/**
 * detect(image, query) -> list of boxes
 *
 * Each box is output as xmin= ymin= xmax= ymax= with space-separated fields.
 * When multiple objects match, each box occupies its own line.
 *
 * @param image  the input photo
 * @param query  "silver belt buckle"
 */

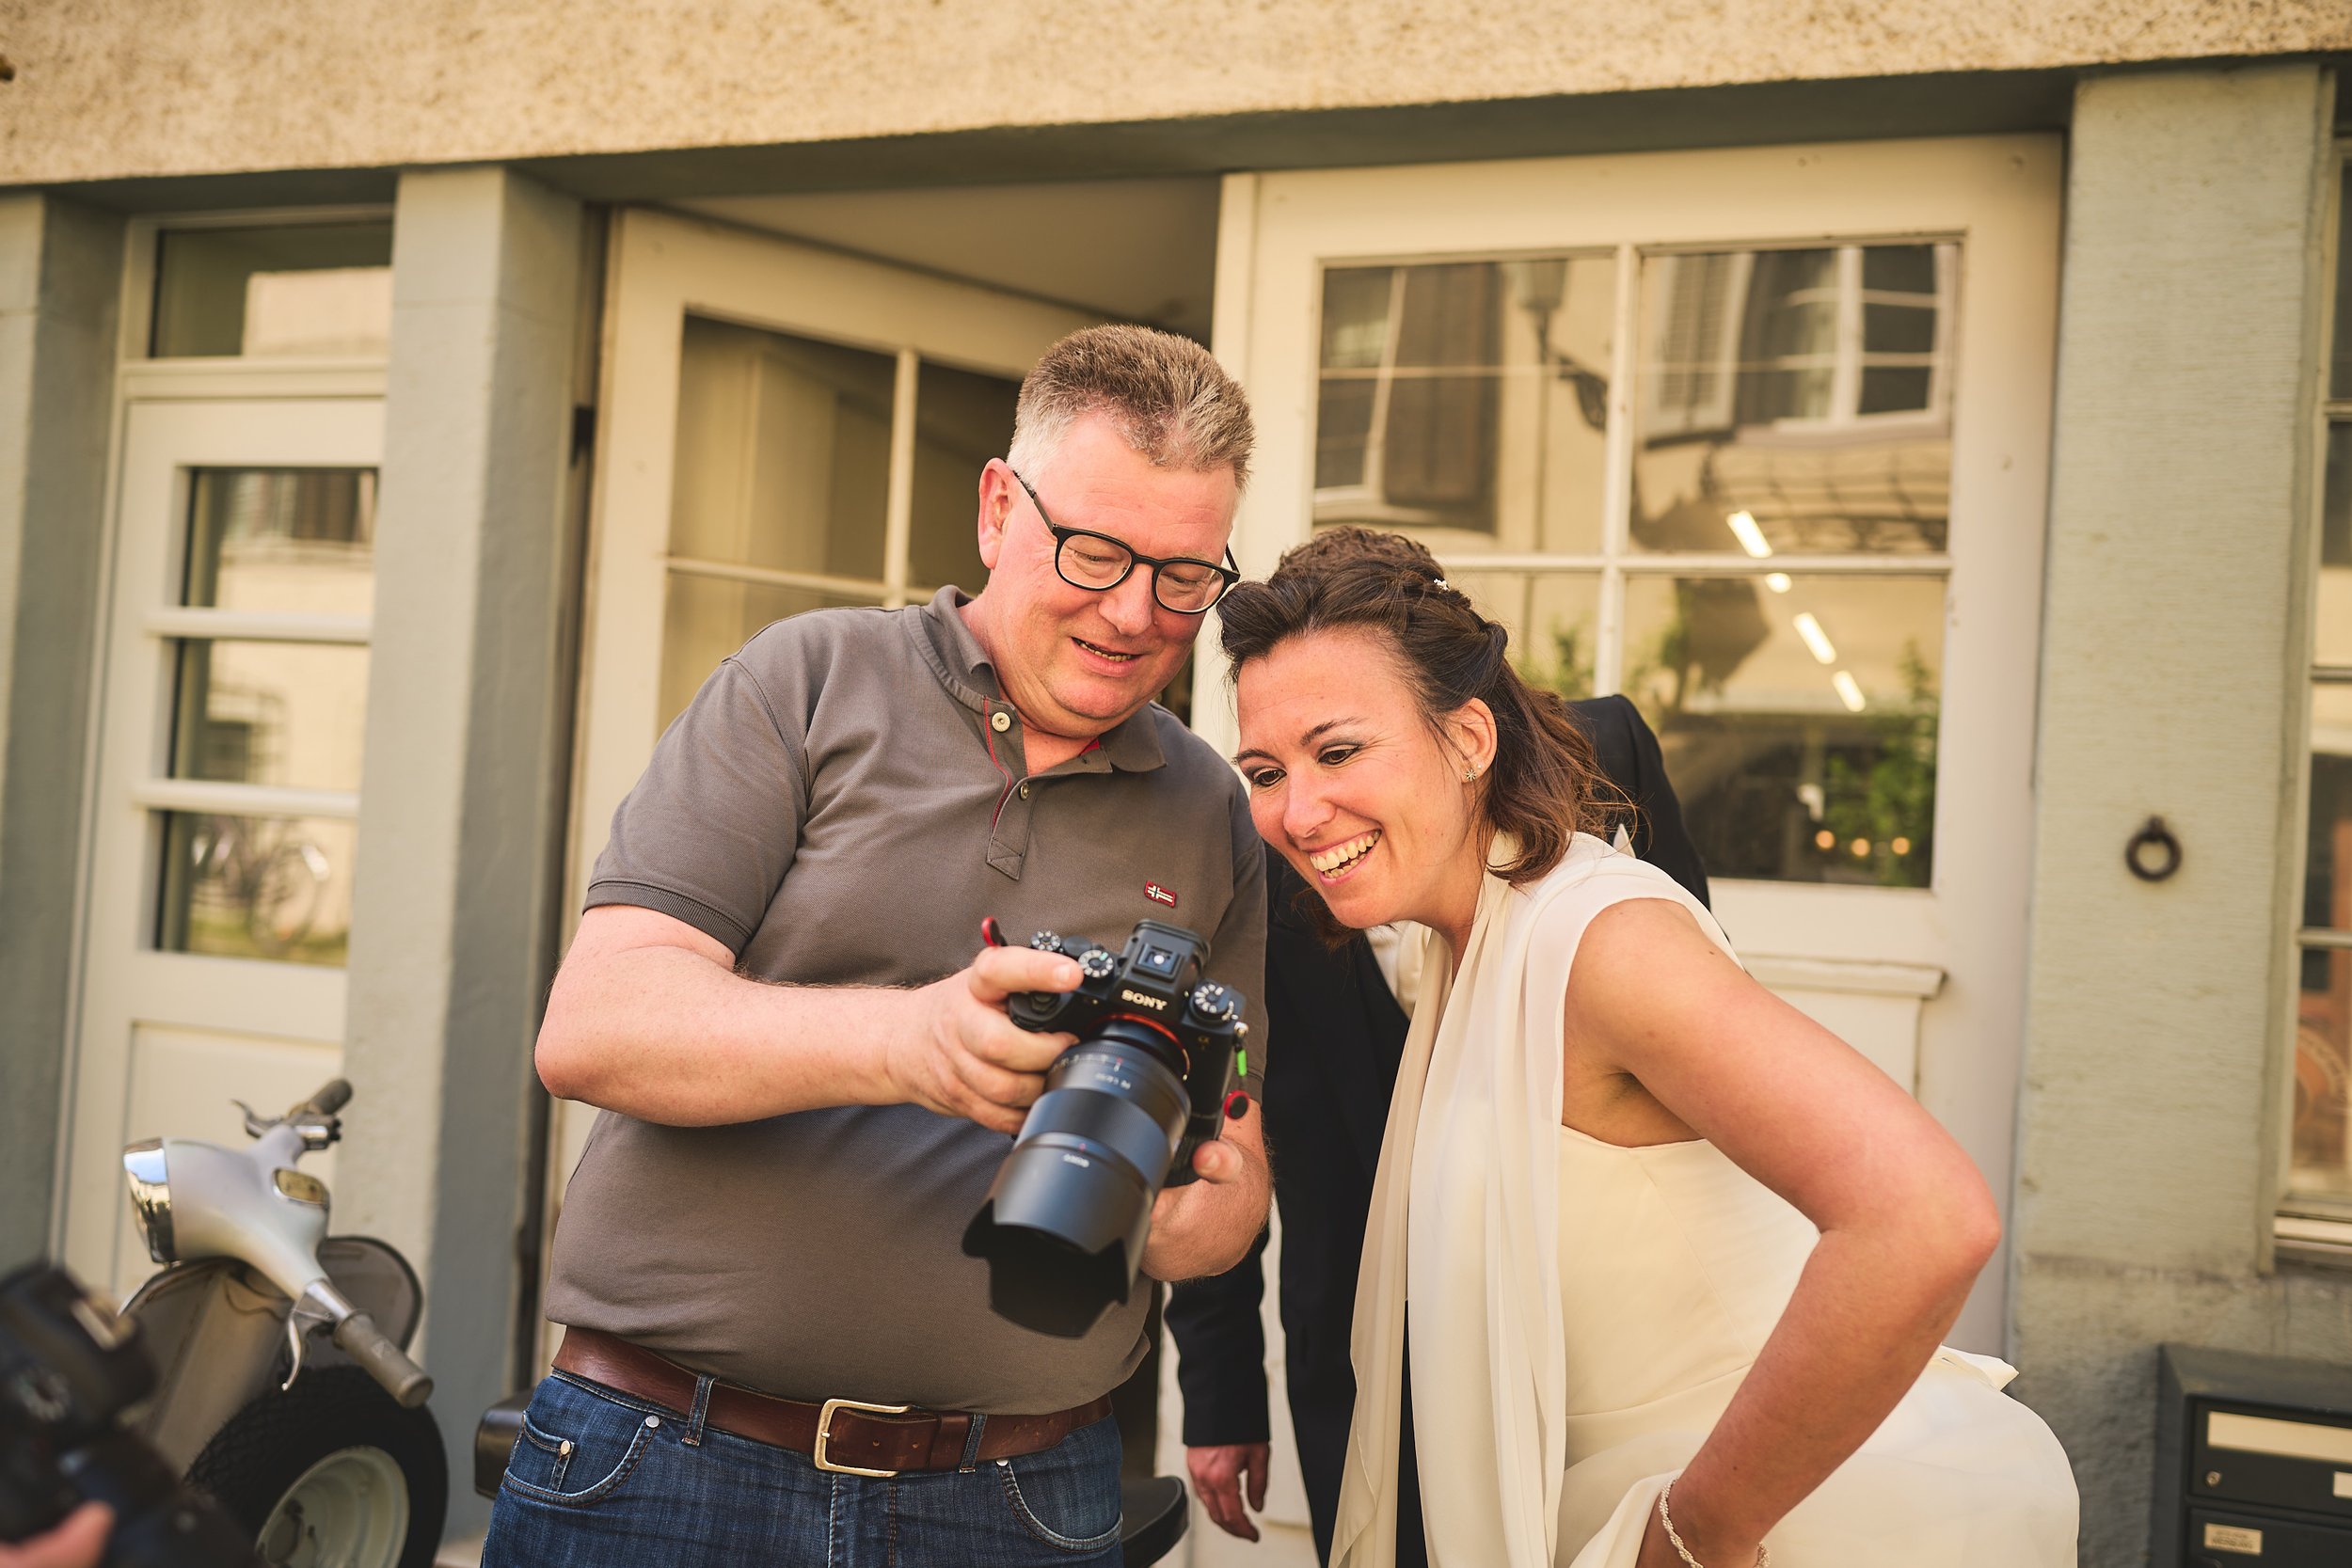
xmin=813 ymin=1396 xmax=915 ymax=1477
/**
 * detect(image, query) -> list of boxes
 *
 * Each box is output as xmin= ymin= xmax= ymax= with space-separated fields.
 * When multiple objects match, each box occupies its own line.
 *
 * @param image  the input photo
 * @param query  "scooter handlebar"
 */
xmin=334 ymin=1309 xmax=434 ymax=1408
xmin=292 ymin=1078 xmax=353 ymax=1119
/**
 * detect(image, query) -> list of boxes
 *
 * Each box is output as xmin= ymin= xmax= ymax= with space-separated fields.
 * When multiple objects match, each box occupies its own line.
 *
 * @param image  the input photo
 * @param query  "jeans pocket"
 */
xmin=500 ymin=1377 xmax=664 ymax=1509
xmin=994 ymin=1417 xmax=1122 ymax=1553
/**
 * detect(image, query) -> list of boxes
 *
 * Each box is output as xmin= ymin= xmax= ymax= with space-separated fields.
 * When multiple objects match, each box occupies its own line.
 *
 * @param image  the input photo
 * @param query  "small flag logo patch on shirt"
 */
xmin=1145 ymin=882 xmax=1177 ymax=908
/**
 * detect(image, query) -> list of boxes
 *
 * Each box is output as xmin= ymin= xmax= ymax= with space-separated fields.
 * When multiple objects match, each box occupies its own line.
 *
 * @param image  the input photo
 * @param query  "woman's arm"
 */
xmin=1561 ymin=898 xmax=2001 ymax=1568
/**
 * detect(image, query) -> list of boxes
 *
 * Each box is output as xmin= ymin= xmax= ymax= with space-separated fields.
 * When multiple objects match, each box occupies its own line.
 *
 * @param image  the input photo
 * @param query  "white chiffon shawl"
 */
xmin=1328 ymin=836 xmax=1730 ymax=1568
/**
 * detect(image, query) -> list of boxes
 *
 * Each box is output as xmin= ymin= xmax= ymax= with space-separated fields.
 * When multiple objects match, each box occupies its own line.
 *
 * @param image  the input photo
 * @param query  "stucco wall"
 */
xmin=2011 ymin=63 xmax=2348 ymax=1567
xmin=2 ymin=1 xmax=2348 ymax=187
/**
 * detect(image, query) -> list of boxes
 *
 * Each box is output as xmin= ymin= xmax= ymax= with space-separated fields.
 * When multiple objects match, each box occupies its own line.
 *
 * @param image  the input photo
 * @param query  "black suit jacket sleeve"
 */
xmin=1589 ymin=693 xmax=1710 ymax=909
xmin=1164 ymin=1227 xmax=1272 ymax=1445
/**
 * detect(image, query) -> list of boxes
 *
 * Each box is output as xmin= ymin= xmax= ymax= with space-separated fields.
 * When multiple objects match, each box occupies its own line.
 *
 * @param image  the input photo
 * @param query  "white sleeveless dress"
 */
xmin=1328 ymin=835 xmax=2078 ymax=1568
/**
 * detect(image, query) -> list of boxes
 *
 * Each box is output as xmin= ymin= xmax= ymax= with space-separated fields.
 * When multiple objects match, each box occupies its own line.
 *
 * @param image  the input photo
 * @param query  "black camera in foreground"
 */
xmin=963 ymin=919 xmax=1249 ymax=1338
xmin=0 ymin=1262 xmax=258 ymax=1568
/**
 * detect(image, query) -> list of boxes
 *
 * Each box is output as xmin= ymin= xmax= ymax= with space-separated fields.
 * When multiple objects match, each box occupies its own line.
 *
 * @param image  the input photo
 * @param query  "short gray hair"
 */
xmin=1007 ymin=325 xmax=1253 ymax=492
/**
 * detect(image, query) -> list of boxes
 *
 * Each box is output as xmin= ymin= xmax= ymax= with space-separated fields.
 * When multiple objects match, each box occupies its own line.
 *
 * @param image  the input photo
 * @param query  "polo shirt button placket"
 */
xmin=983 ymin=702 xmax=1031 ymax=879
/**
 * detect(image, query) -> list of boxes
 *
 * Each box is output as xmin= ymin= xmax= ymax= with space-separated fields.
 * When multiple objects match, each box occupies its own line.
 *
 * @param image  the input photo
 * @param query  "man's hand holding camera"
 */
xmin=1141 ymin=1125 xmax=1269 ymax=1283
xmin=890 ymin=947 xmax=1084 ymax=1133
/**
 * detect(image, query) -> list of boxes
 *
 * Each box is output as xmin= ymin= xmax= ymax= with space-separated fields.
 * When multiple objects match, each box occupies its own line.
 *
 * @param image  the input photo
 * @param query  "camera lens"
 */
xmin=961 ymin=1019 xmax=1191 ymax=1338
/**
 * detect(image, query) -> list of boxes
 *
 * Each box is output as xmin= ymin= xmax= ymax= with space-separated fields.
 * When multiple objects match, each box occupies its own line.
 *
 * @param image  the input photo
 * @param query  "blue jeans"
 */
xmin=480 ymin=1370 xmax=1124 ymax=1567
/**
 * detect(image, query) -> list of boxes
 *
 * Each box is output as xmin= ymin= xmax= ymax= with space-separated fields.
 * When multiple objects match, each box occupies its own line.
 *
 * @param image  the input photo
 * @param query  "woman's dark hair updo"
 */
xmin=1218 ymin=525 xmax=1624 ymax=889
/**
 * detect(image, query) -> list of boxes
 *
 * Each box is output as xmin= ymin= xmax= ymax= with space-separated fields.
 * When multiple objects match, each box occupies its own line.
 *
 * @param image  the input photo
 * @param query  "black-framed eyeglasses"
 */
xmin=1009 ymin=467 xmax=1240 ymax=615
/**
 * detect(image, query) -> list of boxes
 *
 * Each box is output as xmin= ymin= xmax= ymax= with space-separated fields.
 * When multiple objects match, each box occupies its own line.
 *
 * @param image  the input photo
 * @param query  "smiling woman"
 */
xmin=1216 ymin=527 xmax=2076 ymax=1568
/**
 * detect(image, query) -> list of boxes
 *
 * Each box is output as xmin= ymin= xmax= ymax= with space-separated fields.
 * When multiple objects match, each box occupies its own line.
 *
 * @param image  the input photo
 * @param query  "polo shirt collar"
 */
xmin=914 ymin=586 xmax=1168 ymax=772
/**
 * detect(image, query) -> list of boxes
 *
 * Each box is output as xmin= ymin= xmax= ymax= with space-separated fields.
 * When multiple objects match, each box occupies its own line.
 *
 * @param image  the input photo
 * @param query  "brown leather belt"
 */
xmin=552 ymin=1327 xmax=1113 ymax=1477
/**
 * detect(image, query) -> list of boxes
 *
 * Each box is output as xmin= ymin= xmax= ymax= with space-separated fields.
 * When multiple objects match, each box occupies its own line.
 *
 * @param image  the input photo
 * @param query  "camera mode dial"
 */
xmin=1188 ymin=981 xmax=1239 ymax=1024
xmin=1078 ymin=947 xmax=1118 ymax=981
xmin=1029 ymin=931 xmax=1067 ymax=954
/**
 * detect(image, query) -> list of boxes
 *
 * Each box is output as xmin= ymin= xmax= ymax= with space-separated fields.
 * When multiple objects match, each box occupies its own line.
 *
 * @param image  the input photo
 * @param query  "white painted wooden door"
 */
xmin=63 ymin=397 xmax=382 ymax=1299
xmin=1202 ymin=137 xmax=2062 ymax=1362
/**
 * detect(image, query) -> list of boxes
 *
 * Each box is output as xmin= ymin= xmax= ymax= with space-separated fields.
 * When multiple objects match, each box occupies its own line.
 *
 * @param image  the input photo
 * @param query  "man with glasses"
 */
xmin=491 ymin=326 xmax=1269 ymax=1567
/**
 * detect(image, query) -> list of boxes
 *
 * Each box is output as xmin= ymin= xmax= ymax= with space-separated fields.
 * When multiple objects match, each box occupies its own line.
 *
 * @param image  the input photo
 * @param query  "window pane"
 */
xmin=2308 ymin=683 xmax=2352 ymax=934
xmin=670 ymin=316 xmax=894 ymax=582
xmin=1445 ymin=571 xmax=1601 ymax=701
xmin=660 ymin=574 xmax=880 ymax=731
xmin=1634 ymin=245 xmax=1954 ymax=556
xmin=2294 ymin=941 xmax=2352 ymax=1197
xmin=909 ymin=360 xmax=1018 ymax=596
xmin=1314 ymin=255 xmax=1616 ymax=555
xmin=169 ymin=641 xmax=368 ymax=792
xmin=156 ymin=813 xmax=355 ymax=967
xmin=185 ymin=469 xmax=376 ymax=615
xmin=2320 ymin=421 xmax=2352 ymax=668
xmin=1623 ymin=573 xmax=1944 ymax=886
xmin=151 ymin=223 xmax=393 ymax=358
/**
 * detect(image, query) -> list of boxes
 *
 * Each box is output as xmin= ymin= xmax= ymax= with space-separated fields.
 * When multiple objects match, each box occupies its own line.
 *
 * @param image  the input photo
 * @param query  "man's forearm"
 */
xmin=537 ymin=939 xmax=907 ymax=1125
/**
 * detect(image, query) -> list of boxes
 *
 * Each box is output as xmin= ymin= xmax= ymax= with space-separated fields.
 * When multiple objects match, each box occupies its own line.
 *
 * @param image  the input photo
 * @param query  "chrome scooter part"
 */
xmin=121 ymin=1140 xmax=176 ymax=1263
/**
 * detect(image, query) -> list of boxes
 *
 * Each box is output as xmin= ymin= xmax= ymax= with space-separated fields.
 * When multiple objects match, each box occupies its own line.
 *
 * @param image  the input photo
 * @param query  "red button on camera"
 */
xmin=1222 ymin=1090 xmax=1251 ymax=1122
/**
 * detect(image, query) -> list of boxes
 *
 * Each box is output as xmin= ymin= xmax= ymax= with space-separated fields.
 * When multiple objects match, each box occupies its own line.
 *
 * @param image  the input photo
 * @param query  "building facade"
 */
xmin=3 ymin=7 xmax=2349 ymax=1562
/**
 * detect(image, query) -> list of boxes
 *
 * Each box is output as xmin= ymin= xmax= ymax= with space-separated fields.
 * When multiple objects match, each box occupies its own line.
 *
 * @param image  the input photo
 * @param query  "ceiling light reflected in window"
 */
xmin=1724 ymin=509 xmax=1772 ymax=558
xmin=1792 ymin=611 xmax=1837 ymax=665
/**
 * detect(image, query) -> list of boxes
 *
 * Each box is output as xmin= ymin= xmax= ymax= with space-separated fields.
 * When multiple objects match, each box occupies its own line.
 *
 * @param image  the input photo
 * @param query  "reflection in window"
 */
xmin=1624 ymin=575 xmax=1943 ymax=886
xmin=185 ymin=469 xmax=376 ymax=615
xmin=157 ymin=814 xmax=356 ymax=968
xmin=1636 ymin=244 xmax=1953 ymax=557
xmin=151 ymin=223 xmax=394 ymax=358
xmin=1310 ymin=242 xmax=1954 ymax=890
xmin=1315 ymin=256 xmax=1615 ymax=555
xmin=170 ymin=641 xmax=369 ymax=793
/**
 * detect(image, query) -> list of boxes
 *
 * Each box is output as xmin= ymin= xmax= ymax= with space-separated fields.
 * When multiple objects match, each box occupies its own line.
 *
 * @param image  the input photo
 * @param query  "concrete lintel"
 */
xmin=339 ymin=166 xmax=583 ymax=1535
xmin=0 ymin=193 xmax=121 ymax=1265
xmin=34 ymin=67 xmax=2078 ymax=216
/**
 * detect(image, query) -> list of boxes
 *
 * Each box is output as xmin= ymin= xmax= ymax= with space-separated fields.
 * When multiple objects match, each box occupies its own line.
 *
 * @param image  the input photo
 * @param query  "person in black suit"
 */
xmin=1165 ymin=692 xmax=1709 ymax=1563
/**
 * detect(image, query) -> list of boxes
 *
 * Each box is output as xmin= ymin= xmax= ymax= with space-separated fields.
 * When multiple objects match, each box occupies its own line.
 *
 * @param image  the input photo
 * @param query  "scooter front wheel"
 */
xmin=188 ymin=1366 xmax=447 ymax=1568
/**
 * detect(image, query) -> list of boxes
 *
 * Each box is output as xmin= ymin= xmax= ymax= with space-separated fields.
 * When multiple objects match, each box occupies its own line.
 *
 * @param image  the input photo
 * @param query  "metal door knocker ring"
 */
xmin=2125 ymin=816 xmax=2182 ymax=882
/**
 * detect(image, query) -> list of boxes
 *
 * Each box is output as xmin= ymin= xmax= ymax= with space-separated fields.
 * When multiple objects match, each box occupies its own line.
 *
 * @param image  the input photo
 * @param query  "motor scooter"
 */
xmin=117 ymin=1078 xmax=448 ymax=1568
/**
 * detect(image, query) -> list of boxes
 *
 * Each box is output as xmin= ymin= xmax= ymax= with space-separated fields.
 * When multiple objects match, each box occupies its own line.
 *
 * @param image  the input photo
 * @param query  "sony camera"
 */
xmin=0 ymin=1261 xmax=258 ymax=1567
xmin=962 ymin=919 xmax=1249 ymax=1338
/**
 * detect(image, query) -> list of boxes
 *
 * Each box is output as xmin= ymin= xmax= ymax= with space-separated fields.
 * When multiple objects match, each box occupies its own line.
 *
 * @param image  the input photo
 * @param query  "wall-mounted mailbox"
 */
xmin=2155 ymin=1343 xmax=2352 ymax=1567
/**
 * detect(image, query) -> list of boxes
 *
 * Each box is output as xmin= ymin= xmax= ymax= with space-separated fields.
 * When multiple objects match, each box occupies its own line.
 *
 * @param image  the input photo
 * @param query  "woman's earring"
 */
xmin=1462 ymin=766 xmax=1476 ymax=783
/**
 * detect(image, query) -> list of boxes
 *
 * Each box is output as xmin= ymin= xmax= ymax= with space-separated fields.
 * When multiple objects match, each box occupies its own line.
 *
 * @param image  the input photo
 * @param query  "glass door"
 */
xmin=1211 ymin=136 xmax=2062 ymax=1351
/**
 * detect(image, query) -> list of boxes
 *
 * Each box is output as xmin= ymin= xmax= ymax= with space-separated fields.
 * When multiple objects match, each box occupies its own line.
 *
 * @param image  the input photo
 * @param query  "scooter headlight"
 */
xmin=121 ymin=1140 xmax=176 ymax=1263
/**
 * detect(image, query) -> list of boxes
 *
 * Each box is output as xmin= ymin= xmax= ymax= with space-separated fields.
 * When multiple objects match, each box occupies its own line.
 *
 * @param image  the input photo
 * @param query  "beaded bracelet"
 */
xmin=1656 ymin=1480 xmax=1769 ymax=1568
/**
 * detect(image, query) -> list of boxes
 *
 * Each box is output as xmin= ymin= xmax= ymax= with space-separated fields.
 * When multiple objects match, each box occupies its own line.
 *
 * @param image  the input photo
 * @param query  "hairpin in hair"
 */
xmin=1432 ymin=577 xmax=1451 ymax=592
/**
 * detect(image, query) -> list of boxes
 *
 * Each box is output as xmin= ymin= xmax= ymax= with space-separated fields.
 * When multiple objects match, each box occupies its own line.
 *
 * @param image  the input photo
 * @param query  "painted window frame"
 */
xmin=2276 ymin=140 xmax=2352 ymax=1260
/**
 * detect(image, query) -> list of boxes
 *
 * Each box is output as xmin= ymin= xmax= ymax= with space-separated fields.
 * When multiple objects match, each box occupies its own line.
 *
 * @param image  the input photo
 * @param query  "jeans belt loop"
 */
xmin=957 ymin=1412 xmax=989 ymax=1473
xmin=683 ymin=1372 xmax=715 ymax=1448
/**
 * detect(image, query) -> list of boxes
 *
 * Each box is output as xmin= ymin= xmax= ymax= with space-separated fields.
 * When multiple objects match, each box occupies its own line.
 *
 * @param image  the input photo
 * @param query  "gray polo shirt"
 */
xmin=544 ymin=588 xmax=1268 ymax=1413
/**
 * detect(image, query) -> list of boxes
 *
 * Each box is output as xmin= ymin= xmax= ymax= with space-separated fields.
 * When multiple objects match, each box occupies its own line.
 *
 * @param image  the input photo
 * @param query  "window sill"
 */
xmin=2274 ymin=1212 xmax=2352 ymax=1270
